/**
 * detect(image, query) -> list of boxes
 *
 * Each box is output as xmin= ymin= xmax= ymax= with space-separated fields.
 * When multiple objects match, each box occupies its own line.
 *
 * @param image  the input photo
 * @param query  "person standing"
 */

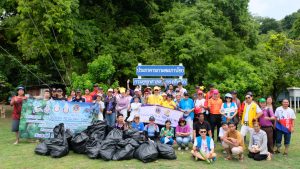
xmin=176 ymin=82 xmax=187 ymax=97
xmin=161 ymin=94 xmax=176 ymax=109
xmin=67 ymin=90 xmax=76 ymax=101
xmin=179 ymin=92 xmax=195 ymax=134
xmin=274 ymin=99 xmax=296 ymax=156
xmin=240 ymin=92 xmax=262 ymax=137
xmin=53 ymin=88 xmax=67 ymax=101
xmin=72 ymin=89 xmax=85 ymax=102
xmin=94 ymin=94 xmax=105 ymax=121
xmin=10 ymin=86 xmax=27 ymax=144
xmin=116 ymin=87 xmax=130 ymax=120
xmin=248 ymin=120 xmax=271 ymax=161
xmin=207 ymin=89 xmax=222 ymax=141
xmin=231 ymin=90 xmax=241 ymax=125
xmin=147 ymin=86 xmax=163 ymax=105
xmin=194 ymin=90 xmax=206 ymax=121
xmin=83 ymin=88 xmax=93 ymax=103
xmin=258 ymin=98 xmax=275 ymax=154
xmin=104 ymin=88 xmax=117 ymax=127
xmin=220 ymin=93 xmax=238 ymax=124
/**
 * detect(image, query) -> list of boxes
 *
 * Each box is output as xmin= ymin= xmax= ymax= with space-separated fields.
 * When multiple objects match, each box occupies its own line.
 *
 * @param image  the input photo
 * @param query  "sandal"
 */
xmin=224 ymin=156 xmax=232 ymax=160
xmin=239 ymin=154 xmax=244 ymax=162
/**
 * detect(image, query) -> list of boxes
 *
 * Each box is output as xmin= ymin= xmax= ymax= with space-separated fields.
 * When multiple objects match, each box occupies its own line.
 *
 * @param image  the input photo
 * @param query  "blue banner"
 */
xmin=133 ymin=78 xmax=188 ymax=86
xmin=19 ymin=99 xmax=97 ymax=139
xmin=136 ymin=65 xmax=185 ymax=76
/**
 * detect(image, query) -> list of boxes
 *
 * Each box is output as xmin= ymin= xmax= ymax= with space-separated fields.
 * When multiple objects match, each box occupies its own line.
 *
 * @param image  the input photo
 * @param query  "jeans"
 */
xmin=160 ymin=137 xmax=174 ymax=145
xmin=106 ymin=112 xmax=116 ymax=127
xmin=176 ymin=136 xmax=191 ymax=147
xmin=276 ymin=130 xmax=291 ymax=147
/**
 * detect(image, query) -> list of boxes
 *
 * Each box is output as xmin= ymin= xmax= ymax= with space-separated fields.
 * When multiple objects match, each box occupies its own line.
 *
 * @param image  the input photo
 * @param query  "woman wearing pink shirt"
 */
xmin=176 ymin=118 xmax=191 ymax=150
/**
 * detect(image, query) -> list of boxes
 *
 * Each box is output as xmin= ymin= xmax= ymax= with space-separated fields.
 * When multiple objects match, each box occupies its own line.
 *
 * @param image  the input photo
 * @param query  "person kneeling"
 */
xmin=248 ymin=120 xmax=271 ymax=161
xmin=191 ymin=127 xmax=216 ymax=164
xmin=160 ymin=120 xmax=174 ymax=145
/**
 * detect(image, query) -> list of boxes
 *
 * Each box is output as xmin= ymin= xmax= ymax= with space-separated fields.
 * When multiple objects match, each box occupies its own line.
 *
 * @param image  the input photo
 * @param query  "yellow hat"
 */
xmin=119 ymin=87 xmax=126 ymax=93
xmin=154 ymin=86 xmax=160 ymax=90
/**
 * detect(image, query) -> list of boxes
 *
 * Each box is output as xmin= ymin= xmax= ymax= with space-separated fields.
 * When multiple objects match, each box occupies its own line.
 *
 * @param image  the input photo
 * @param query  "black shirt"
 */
xmin=193 ymin=121 xmax=211 ymax=137
xmin=53 ymin=97 xmax=67 ymax=101
xmin=72 ymin=97 xmax=85 ymax=102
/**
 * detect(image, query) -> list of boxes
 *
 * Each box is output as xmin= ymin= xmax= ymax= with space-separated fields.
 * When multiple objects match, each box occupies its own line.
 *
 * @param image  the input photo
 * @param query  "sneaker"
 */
xmin=178 ymin=147 xmax=181 ymax=151
xmin=212 ymin=157 xmax=217 ymax=162
xmin=185 ymin=147 xmax=189 ymax=151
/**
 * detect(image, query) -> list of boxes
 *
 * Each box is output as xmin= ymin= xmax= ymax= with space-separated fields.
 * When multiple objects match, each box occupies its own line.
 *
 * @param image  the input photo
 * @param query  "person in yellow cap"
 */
xmin=116 ymin=87 xmax=130 ymax=120
xmin=147 ymin=86 xmax=163 ymax=105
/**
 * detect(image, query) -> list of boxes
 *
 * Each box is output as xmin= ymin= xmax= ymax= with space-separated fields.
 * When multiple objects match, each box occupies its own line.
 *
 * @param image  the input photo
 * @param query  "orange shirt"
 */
xmin=208 ymin=98 xmax=222 ymax=115
xmin=83 ymin=95 xmax=93 ymax=103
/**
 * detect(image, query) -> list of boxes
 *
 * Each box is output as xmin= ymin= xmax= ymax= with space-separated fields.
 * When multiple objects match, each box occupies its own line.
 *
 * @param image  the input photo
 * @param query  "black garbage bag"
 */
xmin=119 ymin=138 xmax=140 ymax=148
xmin=71 ymin=132 xmax=89 ymax=154
xmin=112 ymin=144 xmax=135 ymax=160
xmin=86 ymin=139 xmax=101 ymax=159
xmin=35 ymin=142 xmax=49 ymax=155
xmin=106 ymin=125 xmax=114 ymax=136
xmin=134 ymin=141 xmax=158 ymax=163
xmin=85 ymin=120 xmax=107 ymax=136
xmin=99 ymin=140 xmax=118 ymax=161
xmin=48 ymin=144 xmax=69 ymax=158
xmin=53 ymin=123 xmax=64 ymax=139
xmin=105 ymin=128 xmax=123 ymax=141
xmin=157 ymin=143 xmax=177 ymax=160
xmin=90 ymin=130 xmax=106 ymax=141
xmin=123 ymin=129 xmax=145 ymax=141
xmin=65 ymin=129 xmax=73 ymax=148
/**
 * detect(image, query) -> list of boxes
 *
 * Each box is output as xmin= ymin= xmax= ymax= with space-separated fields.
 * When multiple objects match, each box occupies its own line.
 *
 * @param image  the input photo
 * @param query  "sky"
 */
xmin=249 ymin=0 xmax=300 ymax=20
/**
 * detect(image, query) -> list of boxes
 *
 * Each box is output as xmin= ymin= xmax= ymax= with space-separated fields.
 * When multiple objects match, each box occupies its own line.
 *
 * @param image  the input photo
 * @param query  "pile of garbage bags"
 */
xmin=35 ymin=121 xmax=176 ymax=162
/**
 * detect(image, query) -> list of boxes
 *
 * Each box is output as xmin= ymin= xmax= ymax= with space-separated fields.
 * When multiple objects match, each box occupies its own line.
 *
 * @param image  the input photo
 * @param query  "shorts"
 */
xmin=12 ymin=119 xmax=20 ymax=132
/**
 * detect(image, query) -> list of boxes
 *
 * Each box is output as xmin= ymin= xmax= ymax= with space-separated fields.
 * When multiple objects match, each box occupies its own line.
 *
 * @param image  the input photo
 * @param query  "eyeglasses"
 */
xmin=200 ymin=131 xmax=207 ymax=133
xmin=225 ymin=97 xmax=231 ymax=99
xmin=154 ymin=90 xmax=159 ymax=91
xmin=246 ymin=97 xmax=251 ymax=99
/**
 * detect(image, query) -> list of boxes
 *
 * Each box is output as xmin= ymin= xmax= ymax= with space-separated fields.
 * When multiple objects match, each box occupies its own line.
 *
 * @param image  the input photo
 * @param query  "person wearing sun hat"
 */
xmin=10 ymin=86 xmax=27 ymax=144
xmin=104 ymin=88 xmax=117 ymax=127
xmin=220 ymin=93 xmax=238 ymax=124
xmin=147 ymin=86 xmax=163 ymax=105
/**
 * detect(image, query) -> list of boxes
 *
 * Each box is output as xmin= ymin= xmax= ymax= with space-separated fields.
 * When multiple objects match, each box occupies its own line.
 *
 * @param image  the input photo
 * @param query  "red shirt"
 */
xmin=11 ymin=96 xmax=26 ymax=120
xmin=83 ymin=95 xmax=93 ymax=103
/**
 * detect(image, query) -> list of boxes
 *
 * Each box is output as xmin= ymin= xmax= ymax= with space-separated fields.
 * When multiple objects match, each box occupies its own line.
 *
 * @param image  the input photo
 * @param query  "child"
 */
xmin=160 ymin=120 xmax=175 ymax=145
xmin=144 ymin=116 xmax=159 ymax=140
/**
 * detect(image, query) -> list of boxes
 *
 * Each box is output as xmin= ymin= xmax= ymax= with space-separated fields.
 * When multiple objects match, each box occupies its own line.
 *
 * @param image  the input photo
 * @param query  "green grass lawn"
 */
xmin=0 ymin=107 xmax=299 ymax=169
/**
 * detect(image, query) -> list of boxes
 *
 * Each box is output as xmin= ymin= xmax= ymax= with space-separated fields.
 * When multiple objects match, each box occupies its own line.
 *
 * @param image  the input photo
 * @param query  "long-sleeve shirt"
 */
xmin=116 ymin=96 xmax=130 ymax=111
xmin=248 ymin=129 xmax=268 ymax=155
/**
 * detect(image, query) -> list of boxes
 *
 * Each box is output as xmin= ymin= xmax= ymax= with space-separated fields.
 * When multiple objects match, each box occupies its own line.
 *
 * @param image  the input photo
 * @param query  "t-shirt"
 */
xmin=179 ymin=98 xmax=195 ymax=118
xmin=161 ymin=100 xmax=176 ymax=109
xmin=176 ymin=124 xmax=191 ymax=134
xmin=72 ymin=97 xmax=85 ymax=102
xmin=225 ymin=130 xmax=244 ymax=148
xmin=244 ymin=102 xmax=261 ymax=121
xmin=275 ymin=106 xmax=296 ymax=133
xmin=193 ymin=137 xmax=214 ymax=154
xmin=160 ymin=127 xmax=174 ymax=137
xmin=53 ymin=97 xmax=67 ymax=101
xmin=259 ymin=108 xmax=275 ymax=127
xmin=144 ymin=124 xmax=159 ymax=137
xmin=218 ymin=127 xmax=227 ymax=144
xmin=193 ymin=121 xmax=211 ymax=137
xmin=131 ymin=122 xmax=144 ymax=132
xmin=83 ymin=95 xmax=93 ymax=103
xmin=208 ymin=98 xmax=222 ymax=115
xmin=194 ymin=98 xmax=206 ymax=113
xmin=11 ymin=96 xmax=26 ymax=120
xmin=147 ymin=94 xmax=163 ymax=105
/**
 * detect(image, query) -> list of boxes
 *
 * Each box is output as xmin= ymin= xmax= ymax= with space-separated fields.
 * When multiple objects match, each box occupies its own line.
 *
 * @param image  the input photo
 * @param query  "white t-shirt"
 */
xmin=218 ymin=127 xmax=227 ymax=144
xmin=193 ymin=137 xmax=214 ymax=154
xmin=244 ymin=102 xmax=262 ymax=122
xmin=194 ymin=98 xmax=206 ymax=113
xmin=275 ymin=106 xmax=296 ymax=120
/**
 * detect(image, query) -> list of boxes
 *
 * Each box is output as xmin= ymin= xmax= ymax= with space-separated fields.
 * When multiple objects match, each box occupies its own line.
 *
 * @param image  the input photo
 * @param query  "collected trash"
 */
xmin=35 ymin=120 xmax=177 ymax=162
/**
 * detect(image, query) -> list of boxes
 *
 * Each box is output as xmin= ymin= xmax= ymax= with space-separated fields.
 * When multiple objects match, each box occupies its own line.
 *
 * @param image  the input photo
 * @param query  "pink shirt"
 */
xmin=176 ymin=125 xmax=191 ymax=134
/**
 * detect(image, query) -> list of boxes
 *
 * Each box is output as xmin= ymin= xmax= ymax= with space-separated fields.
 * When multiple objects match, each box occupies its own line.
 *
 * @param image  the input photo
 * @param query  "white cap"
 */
xmin=108 ymin=88 xmax=113 ymax=92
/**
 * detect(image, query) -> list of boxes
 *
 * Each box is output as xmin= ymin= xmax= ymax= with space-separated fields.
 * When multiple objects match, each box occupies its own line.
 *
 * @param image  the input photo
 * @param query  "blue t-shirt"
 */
xmin=144 ymin=124 xmax=159 ymax=137
xmin=131 ymin=122 xmax=144 ymax=132
xmin=179 ymin=98 xmax=195 ymax=120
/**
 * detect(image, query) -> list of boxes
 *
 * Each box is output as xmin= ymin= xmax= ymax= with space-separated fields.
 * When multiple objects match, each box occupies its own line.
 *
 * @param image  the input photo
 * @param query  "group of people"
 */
xmin=10 ymin=80 xmax=296 ymax=164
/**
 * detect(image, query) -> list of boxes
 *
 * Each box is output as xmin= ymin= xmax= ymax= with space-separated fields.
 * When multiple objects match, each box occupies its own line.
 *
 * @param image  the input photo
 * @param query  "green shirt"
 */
xmin=160 ymin=127 xmax=174 ymax=137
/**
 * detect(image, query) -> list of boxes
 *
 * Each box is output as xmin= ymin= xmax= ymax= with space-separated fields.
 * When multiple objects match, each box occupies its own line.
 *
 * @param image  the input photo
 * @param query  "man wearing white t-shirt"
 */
xmin=240 ymin=92 xmax=262 ymax=137
xmin=274 ymin=99 xmax=296 ymax=156
xmin=191 ymin=127 xmax=216 ymax=163
xmin=219 ymin=122 xmax=229 ymax=146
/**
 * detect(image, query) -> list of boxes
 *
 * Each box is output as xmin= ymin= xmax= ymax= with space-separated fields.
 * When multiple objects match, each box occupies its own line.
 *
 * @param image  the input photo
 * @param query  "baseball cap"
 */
xmin=119 ymin=87 xmax=126 ymax=93
xmin=183 ymin=92 xmax=189 ymax=96
xmin=17 ymin=86 xmax=25 ymax=91
xmin=93 ymin=83 xmax=99 ymax=87
xmin=162 ymin=92 xmax=167 ymax=96
xmin=154 ymin=86 xmax=160 ymax=90
xmin=57 ymin=88 xmax=63 ymax=92
xmin=108 ymin=88 xmax=113 ymax=92
xmin=134 ymin=88 xmax=140 ymax=92
xmin=149 ymin=116 xmax=155 ymax=121
xmin=259 ymin=98 xmax=266 ymax=103
xmin=231 ymin=90 xmax=238 ymax=94
xmin=246 ymin=91 xmax=253 ymax=97
xmin=197 ymin=90 xmax=203 ymax=94
xmin=225 ymin=93 xmax=232 ymax=98
xmin=212 ymin=89 xmax=219 ymax=94
xmin=76 ymin=89 xmax=81 ymax=93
